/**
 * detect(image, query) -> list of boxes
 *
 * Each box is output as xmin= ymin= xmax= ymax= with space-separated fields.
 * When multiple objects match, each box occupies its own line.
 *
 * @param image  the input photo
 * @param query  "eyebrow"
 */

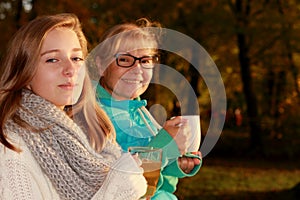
xmin=40 ymin=48 xmax=83 ymax=56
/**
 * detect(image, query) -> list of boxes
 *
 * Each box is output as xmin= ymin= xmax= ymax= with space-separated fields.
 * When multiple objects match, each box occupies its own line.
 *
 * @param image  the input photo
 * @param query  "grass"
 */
xmin=174 ymin=129 xmax=300 ymax=200
xmin=175 ymin=157 xmax=300 ymax=199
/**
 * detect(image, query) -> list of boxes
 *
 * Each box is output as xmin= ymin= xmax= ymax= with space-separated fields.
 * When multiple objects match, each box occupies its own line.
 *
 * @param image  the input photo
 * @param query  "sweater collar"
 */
xmin=96 ymin=84 xmax=147 ymax=110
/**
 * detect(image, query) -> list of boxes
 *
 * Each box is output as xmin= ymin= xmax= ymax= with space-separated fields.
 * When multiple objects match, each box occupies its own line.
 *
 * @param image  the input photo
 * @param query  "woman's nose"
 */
xmin=131 ymin=61 xmax=144 ymax=74
xmin=62 ymin=60 xmax=76 ymax=77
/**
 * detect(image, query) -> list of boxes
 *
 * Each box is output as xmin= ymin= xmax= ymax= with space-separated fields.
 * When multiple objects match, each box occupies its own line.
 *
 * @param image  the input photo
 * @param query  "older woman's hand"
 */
xmin=178 ymin=151 xmax=202 ymax=174
xmin=163 ymin=116 xmax=190 ymax=155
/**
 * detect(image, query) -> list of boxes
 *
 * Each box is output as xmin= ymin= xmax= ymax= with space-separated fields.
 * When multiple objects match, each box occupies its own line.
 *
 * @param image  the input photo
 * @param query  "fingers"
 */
xmin=178 ymin=157 xmax=187 ymax=173
xmin=186 ymin=158 xmax=195 ymax=173
xmin=164 ymin=116 xmax=189 ymax=135
xmin=163 ymin=116 xmax=190 ymax=155
xmin=131 ymin=154 xmax=142 ymax=167
xmin=193 ymin=157 xmax=201 ymax=165
xmin=163 ymin=117 xmax=186 ymax=137
xmin=189 ymin=151 xmax=202 ymax=165
xmin=166 ymin=116 xmax=187 ymax=127
xmin=191 ymin=151 xmax=203 ymax=159
xmin=178 ymin=157 xmax=196 ymax=174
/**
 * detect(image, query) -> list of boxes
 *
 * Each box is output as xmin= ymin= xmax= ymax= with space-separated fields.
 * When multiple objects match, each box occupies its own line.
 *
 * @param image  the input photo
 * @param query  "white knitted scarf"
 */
xmin=7 ymin=89 xmax=121 ymax=200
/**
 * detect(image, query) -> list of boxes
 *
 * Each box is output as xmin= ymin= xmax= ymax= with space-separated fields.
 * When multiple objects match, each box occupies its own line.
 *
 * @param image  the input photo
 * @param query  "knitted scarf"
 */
xmin=7 ymin=90 xmax=121 ymax=200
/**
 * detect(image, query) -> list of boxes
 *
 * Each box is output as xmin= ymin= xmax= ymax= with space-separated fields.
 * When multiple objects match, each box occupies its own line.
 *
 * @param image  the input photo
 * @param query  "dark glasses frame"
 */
xmin=114 ymin=53 xmax=159 ymax=69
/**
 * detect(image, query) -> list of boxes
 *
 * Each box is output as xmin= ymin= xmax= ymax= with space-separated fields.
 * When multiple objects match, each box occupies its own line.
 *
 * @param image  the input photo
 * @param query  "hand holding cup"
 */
xmin=128 ymin=147 xmax=162 ymax=199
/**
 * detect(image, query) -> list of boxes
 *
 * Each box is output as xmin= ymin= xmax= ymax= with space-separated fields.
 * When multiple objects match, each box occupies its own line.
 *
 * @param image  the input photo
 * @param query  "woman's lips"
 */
xmin=58 ymin=82 xmax=76 ymax=90
xmin=122 ymin=79 xmax=143 ymax=84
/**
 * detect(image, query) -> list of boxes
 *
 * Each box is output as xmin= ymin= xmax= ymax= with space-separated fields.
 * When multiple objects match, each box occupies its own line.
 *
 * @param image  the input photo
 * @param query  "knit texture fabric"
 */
xmin=5 ymin=89 xmax=121 ymax=200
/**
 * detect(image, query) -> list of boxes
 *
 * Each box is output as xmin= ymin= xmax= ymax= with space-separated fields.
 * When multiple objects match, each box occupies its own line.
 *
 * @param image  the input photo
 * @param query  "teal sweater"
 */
xmin=96 ymin=85 xmax=201 ymax=199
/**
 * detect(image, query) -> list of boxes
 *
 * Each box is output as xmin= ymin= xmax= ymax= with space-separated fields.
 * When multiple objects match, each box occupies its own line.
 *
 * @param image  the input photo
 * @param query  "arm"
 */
xmin=0 ymin=146 xmax=57 ymax=200
xmin=91 ymin=153 xmax=147 ymax=200
xmin=148 ymin=129 xmax=202 ymax=178
xmin=163 ymin=153 xmax=202 ymax=178
xmin=0 ymin=160 xmax=42 ymax=200
xmin=1 ymin=143 xmax=146 ymax=200
xmin=147 ymin=128 xmax=180 ymax=166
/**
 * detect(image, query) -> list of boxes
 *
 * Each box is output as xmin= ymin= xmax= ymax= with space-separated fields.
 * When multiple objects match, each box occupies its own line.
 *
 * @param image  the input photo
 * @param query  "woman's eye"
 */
xmin=46 ymin=58 xmax=58 ymax=63
xmin=72 ymin=57 xmax=84 ymax=62
xmin=119 ymin=58 xmax=130 ymax=62
xmin=142 ymin=59 xmax=152 ymax=64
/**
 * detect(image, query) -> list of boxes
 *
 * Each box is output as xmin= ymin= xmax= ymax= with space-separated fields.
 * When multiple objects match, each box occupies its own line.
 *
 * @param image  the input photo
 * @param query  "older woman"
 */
xmin=92 ymin=18 xmax=202 ymax=200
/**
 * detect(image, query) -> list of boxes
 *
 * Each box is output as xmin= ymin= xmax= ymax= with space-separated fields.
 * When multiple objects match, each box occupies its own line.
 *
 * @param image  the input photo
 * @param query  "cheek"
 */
xmin=78 ymin=67 xmax=86 ymax=83
xmin=72 ymin=67 xmax=86 ymax=103
xmin=30 ymin=70 xmax=56 ymax=92
xmin=144 ymin=69 xmax=153 ymax=82
xmin=105 ymin=66 xmax=127 ymax=85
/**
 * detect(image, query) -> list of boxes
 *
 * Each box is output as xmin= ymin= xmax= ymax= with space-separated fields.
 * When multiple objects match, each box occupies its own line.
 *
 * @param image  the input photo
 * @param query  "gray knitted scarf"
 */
xmin=8 ymin=89 xmax=121 ymax=200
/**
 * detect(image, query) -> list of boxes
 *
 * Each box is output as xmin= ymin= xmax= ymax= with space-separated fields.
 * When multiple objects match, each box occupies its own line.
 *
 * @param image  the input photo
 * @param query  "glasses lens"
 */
xmin=116 ymin=54 xmax=159 ymax=68
xmin=141 ymin=56 xmax=158 ymax=69
xmin=116 ymin=54 xmax=134 ymax=67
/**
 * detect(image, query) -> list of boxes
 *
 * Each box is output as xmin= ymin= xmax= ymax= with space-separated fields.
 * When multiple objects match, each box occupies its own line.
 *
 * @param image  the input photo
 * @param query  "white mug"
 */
xmin=182 ymin=115 xmax=201 ymax=152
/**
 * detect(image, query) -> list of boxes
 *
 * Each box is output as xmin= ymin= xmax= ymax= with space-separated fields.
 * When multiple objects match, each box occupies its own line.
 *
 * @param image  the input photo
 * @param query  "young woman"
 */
xmin=0 ymin=13 xmax=146 ymax=200
xmin=91 ymin=18 xmax=202 ymax=200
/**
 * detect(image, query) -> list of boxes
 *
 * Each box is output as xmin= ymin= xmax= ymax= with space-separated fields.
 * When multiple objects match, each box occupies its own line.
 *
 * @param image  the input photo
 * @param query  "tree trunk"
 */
xmin=237 ymin=33 xmax=262 ymax=149
xmin=29 ymin=0 xmax=37 ymax=20
xmin=235 ymin=0 xmax=263 ymax=151
xmin=15 ymin=0 xmax=23 ymax=29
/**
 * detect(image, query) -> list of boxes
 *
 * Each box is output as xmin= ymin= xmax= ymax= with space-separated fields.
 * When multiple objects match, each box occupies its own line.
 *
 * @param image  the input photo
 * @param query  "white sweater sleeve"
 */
xmin=0 ymin=157 xmax=41 ymax=199
xmin=91 ymin=153 xmax=147 ymax=200
xmin=0 ymin=136 xmax=146 ymax=200
xmin=0 ymin=138 xmax=59 ymax=200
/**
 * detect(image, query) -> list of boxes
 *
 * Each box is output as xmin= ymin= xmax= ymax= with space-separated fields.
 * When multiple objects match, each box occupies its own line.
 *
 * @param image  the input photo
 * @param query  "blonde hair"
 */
xmin=0 ymin=13 xmax=114 ymax=152
xmin=90 ymin=18 xmax=161 ymax=76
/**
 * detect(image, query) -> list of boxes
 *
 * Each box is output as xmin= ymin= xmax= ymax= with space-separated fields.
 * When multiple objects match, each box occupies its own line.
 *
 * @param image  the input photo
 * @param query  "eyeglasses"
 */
xmin=115 ymin=53 xmax=159 ymax=69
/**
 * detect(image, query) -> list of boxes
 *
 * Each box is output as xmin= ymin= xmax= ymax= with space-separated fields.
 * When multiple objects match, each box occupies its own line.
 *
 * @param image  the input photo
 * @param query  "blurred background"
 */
xmin=0 ymin=0 xmax=299 ymax=199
